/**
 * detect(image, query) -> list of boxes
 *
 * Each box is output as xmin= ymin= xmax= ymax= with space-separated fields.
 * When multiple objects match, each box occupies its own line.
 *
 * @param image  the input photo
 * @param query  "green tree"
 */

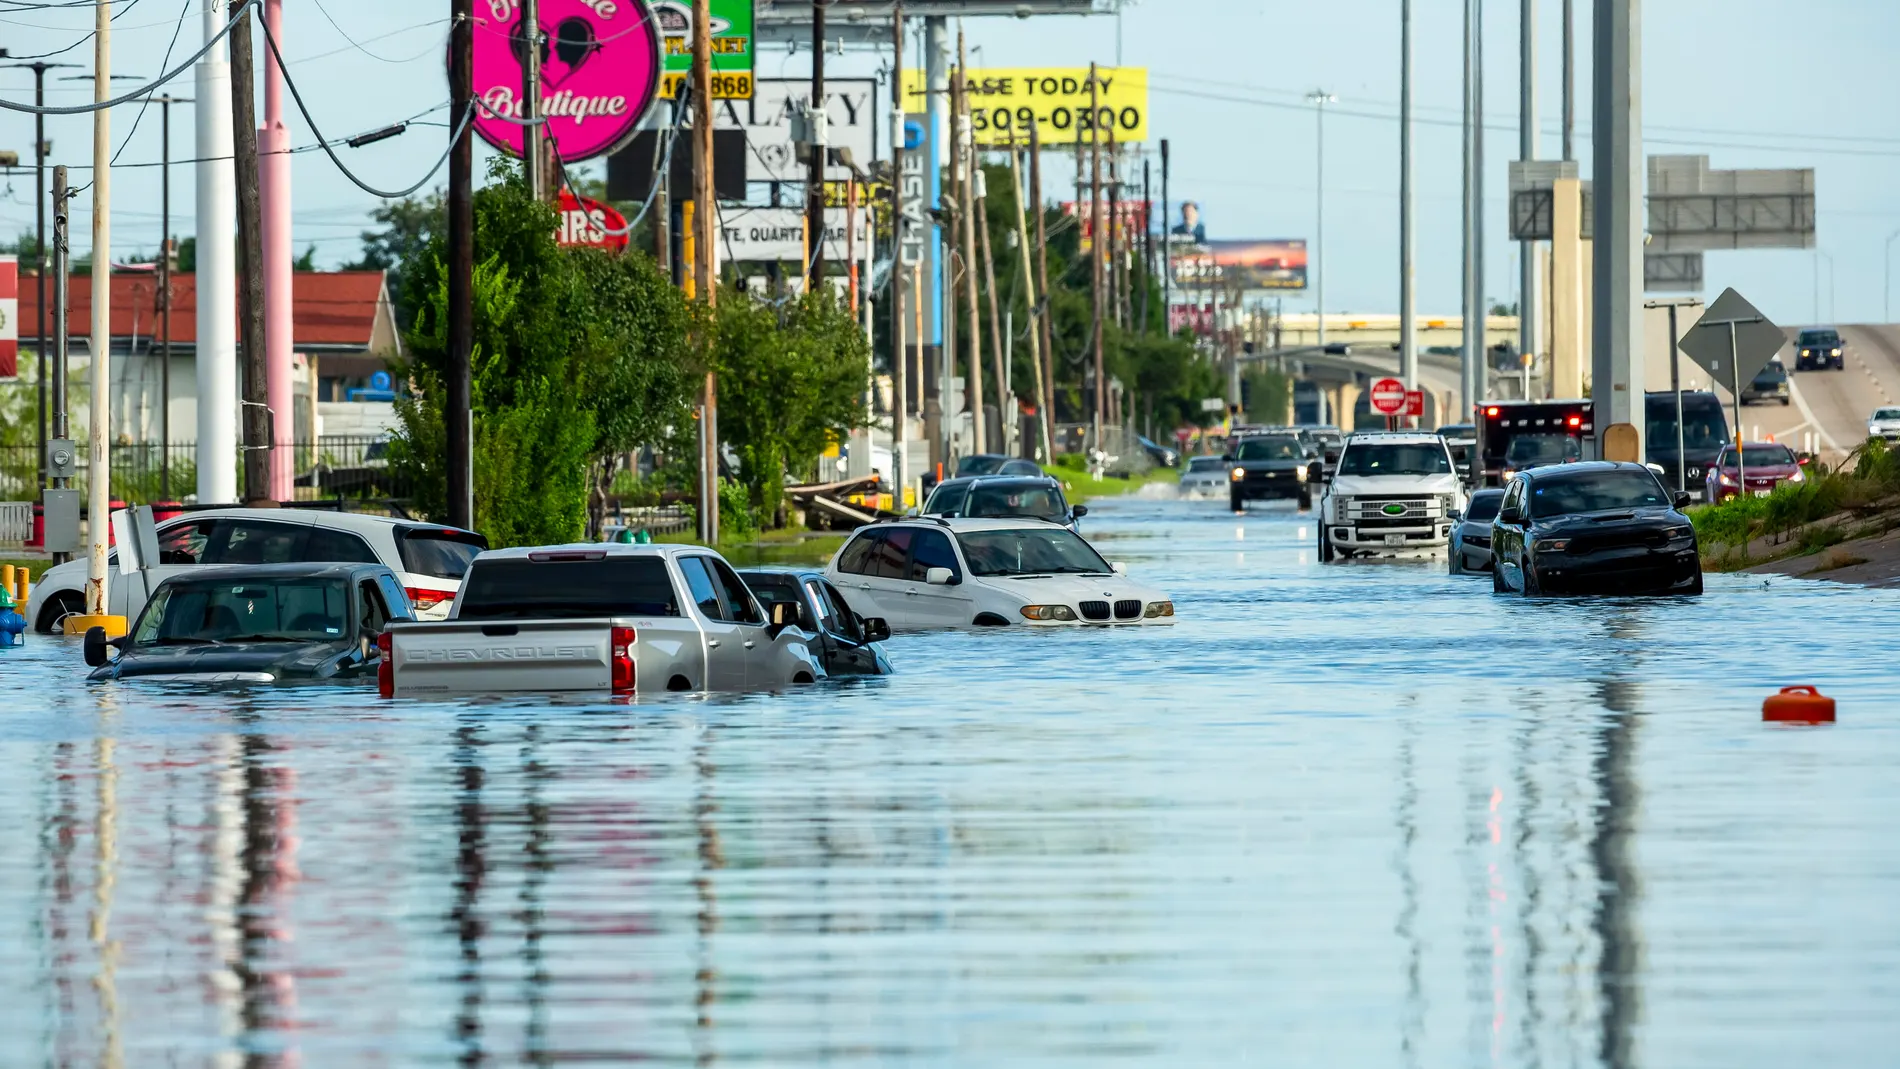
xmin=294 ymin=244 xmax=318 ymax=271
xmin=345 ymin=192 xmax=445 ymax=328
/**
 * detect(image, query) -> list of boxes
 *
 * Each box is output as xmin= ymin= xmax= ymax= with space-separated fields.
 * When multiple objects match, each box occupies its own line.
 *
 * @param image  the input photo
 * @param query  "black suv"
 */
xmin=1490 ymin=462 xmax=1701 ymax=596
xmin=1226 ymin=433 xmax=1320 ymax=512
xmin=1794 ymin=328 xmax=1844 ymax=371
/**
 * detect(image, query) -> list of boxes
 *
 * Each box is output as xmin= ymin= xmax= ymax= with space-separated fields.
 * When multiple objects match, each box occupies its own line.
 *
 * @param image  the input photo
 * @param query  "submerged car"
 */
xmin=1794 ymin=328 xmax=1844 ymax=371
xmin=1226 ymin=433 xmax=1318 ymax=511
xmin=1705 ymin=442 xmax=1805 ymax=503
xmin=921 ymin=475 xmax=1085 ymax=530
xmin=1490 ymin=462 xmax=1701 ymax=596
xmin=1318 ymin=432 xmax=1463 ymax=560
xmin=955 ymin=453 xmax=1044 ymax=478
xmin=823 ymin=518 xmax=1173 ymax=630
xmin=1178 ymin=454 xmax=1231 ymax=495
xmin=738 ymin=568 xmax=893 ymax=677
xmin=1448 ymin=488 xmax=1505 ymax=574
xmin=85 ymin=563 xmax=409 ymax=684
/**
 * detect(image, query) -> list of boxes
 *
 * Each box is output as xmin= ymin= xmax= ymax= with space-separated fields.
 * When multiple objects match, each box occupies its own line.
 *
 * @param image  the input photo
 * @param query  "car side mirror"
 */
xmin=1221 ymin=454 xmax=1234 ymax=462
xmin=1070 ymin=504 xmax=1088 ymax=518
xmin=1448 ymin=509 xmax=1464 ymax=522
xmin=924 ymin=566 xmax=955 ymax=586
xmin=1111 ymin=561 xmax=1129 ymax=575
xmin=1498 ymin=506 xmax=1522 ymax=525
xmin=83 ymin=625 xmax=113 ymax=667
xmin=862 ymin=617 xmax=892 ymax=642
xmin=1673 ymin=491 xmax=1693 ymax=510
xmin=1307 ymin=461 xmax=1323 ymax=481
xmin=770 ymin=600 xmax=798 ymax=628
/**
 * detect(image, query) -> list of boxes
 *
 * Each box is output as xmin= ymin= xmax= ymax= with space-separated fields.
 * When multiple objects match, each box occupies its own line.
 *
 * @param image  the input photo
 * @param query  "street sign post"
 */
xmin=1369 ymin=377 xmax=1407 ymax=416
xmin=1679 ymin=287 xmax=1784 ymax=497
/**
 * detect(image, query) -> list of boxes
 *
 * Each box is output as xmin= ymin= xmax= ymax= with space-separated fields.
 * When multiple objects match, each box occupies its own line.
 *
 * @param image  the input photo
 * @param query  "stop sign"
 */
xmin=1369 ymin=377 xmax=1408 ymax=415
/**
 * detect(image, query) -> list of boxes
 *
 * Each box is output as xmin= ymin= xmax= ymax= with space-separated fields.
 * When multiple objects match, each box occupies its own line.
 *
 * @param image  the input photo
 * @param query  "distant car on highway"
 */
xmin=1448 ymin=488 xmax=1505 ymax=575
xmin=1794 ymin=328 xmax=1845 ymax=371
xmin=1868 ymin=405 xmax=1900 ymax=441
xmin=1705 ymin=442 xmax=1805 ymax=503
xmin=922 ymin=475 xmax=1084 ymax=530
xmin=1490 ymin=462 xmax=1701 ymax=596
xmin=1226 ymin=432 xmax=1317 ymax=512
xmin=1178 ymin=454 xmax=1231 ymax=495
xmin=1317 ymin=431 xmax=1463 ymax=561
xmin=1740 ymin=359 xmax=1791 ymax=405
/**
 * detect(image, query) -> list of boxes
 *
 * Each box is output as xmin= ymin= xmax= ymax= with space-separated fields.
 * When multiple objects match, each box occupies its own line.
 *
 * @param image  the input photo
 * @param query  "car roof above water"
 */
xmin=161 ymin=561 xmax=393 ymax=583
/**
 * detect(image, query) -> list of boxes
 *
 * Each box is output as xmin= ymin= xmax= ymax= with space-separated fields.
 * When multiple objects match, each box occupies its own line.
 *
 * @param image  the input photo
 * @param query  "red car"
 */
xmin=1704 ymin=442 xmax=1805 ymax=503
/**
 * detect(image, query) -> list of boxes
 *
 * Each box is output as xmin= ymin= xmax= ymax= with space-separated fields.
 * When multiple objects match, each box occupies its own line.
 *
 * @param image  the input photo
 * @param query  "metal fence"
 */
xmin=0 ymin=436 xmax=410 ymax=504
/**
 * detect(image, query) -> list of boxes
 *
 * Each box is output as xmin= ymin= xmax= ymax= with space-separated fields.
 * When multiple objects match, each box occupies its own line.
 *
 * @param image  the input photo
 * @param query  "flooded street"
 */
xmin=3 ymin=491 xmax=1898 ymax=1067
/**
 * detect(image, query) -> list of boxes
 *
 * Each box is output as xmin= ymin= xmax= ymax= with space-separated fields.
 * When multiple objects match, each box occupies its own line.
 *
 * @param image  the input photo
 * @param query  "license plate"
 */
xmin=1754 ymin=489 xmax=1772 ymax=497
xmin=1384 ymin=533 xmax=1406 ymax=546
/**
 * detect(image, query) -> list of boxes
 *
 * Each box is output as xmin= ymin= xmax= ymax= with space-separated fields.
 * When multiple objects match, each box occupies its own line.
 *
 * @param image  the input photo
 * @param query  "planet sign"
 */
xmin=469 ymin=0 xmax=664 ymax=164
xmin=556 ymin=189 xmax=630 ymax=252
xmin=1369 ymin=377 xmax=1408 ymax=415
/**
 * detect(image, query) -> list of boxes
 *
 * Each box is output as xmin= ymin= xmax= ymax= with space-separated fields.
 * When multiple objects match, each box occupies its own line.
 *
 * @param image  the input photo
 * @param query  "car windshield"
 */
xmin=956 ymin=455 xmax=1007 ymax=477
xmin=133 ymin=577 xmax=351 ymax=645
xmin=1506 ymin=434 xmax=1581 ymax=465
xmin=1718 ymin=445 xmax=1797 ymax=468
xmin=966 ymin=485 xmax=1068 ymax=522
xmin=1874 ymin=407 xmax=1900 ymax=421
xmin=1646 ymin=403 xmax=1731 ymax=452
xmin=1337 ymin=442 xmax=1452 ymax=477
xmin=956 ymin=529 xmax=1113 ymax=577
xmin=1798 ymin=330 xmax=1840 ymax=347
xmin=1186 ymin=456 xmax=1226 ymax=473
xmin=1464 ymin=492 xmax=1504 ymax=522
xmin=1236 ymin=437 xmax=1303 ymax=461
xmin=1529 ymin=471 xmax=1671 ymax=518
xmin=398 ymin=528 xmax=488 ymax=579
xmin=457 ymin=557 xmax=681 ymax=619
xmin=1752 ymin=364 xmax=1787 ymax=384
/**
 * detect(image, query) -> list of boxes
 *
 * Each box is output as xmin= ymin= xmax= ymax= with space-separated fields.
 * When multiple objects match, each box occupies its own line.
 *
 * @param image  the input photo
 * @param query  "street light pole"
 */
xmin=155 ymin=94 xmax=191 ymax=501
xmin=1398 ymin=2 xmax=1416 ymax=417
xmin=1307 ymin=89 xmax=1335 ymax=349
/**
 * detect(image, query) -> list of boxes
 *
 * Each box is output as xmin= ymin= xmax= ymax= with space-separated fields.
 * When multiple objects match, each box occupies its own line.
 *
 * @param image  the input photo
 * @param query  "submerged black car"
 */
xmin=1227 ymin=433 xmax=1320 ymax=511
xmin=86 ymin=563 xmax=410 ymax=683
xmin=738 ymin=569 xmax=893 ymax=677
xmin=1490 ymin=462 xmax=1702 ymax=596
xmin=921 ymin=475 xmax=1084 ymax=530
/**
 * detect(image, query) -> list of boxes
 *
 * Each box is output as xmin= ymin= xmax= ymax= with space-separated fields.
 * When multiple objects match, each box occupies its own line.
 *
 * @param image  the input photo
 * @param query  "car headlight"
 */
xmin=1143 ymin=600 xmax=1174 ymax=618
xmin=1533 ymin=538 xmax=1569 ymax=552
xmin=1800 ymin=349 xmax=1811 ymax=356
xmin=1229 ymin=467 xmax=1245 ymax=482
xmin=1718 ymin=473 xmax=1736 ymax=486
xmin=1020 ymin=604 xmax=1077 ymax=621
xmin=1665 ymin=525 xmax=1694 ymax=540
xmin=1295 ymin=465 xmax=1308 ymax=482
xmin=1832 ymin=348 xmax=1843 ymax=356
xmin=1789 ymin=468 xmax=1804 ymax=483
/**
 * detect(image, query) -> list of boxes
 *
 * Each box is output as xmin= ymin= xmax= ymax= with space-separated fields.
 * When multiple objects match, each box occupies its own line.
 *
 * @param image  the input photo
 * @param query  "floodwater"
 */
xmin=3 ymin=491 xmax=1898 ymax=1067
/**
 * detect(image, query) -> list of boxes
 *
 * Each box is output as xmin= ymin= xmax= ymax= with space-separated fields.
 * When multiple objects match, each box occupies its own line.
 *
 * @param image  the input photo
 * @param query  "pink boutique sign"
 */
xmin=469 ymin=0 xmax=663 ymax=163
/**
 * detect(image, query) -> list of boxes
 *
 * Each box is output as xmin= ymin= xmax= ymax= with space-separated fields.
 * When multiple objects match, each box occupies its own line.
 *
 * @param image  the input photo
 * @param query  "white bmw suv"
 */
xmin=1318 ymin=432 xmax=1465 ymax=561
xmin=823 ymin=517 xmax=1174 ymax=630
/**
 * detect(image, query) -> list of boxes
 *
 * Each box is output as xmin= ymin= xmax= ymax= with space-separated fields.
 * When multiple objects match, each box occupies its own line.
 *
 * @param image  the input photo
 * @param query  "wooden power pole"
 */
xmin=955 ymin=32 xmax=984 ymax=455
xmin=1088 ymin=64 xmax=1105 ymax=448
xmin=693 ymin=0 xmax=718 ymax=539
xmin=446 ymin=0 xmax=474 ymax=528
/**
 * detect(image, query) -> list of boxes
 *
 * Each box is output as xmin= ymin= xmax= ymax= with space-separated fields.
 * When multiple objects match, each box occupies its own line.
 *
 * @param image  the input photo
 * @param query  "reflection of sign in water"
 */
xmin=903 ymin=67 xmax=1149 ymax=146
xmin=651 ymin=0 xmax=755 ymax=99
xmin=1171 ymin=239 xmax=1308 ymax=292
xmin=555 ymin=189 xmax=630 ymax=252
xmin=720 ymin=206 xmax=871 ymax=263
xmin=470 ymin=0 xmax=664 ymax=163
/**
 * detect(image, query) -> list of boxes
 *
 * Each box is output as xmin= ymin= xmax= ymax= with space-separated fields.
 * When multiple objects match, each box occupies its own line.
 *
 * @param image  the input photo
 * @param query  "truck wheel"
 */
xmin=1318 ymin=524 xmax=1335 ymax=563
xmin=36 ymin=591 xmax=84 ymax=634
xmin=1230 ymin=492 xmax=1245 ymax=513
xmin=1492 ymin=564 xmax=1509 ymax=593
xmin=1298 ymin=488 xmax=1313 ymax=511
xmin=1781 ymin=397 xmax=1791 ymax=406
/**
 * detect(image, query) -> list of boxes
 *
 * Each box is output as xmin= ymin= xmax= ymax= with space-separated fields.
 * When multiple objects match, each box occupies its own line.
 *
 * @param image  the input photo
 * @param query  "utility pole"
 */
xmin=1308 ymin=89 xmax=1335 ymax=350
xmin=890 ymin=4 xmax=907 ymax=509
xmin=693 ymin=0 xmax=719 ymax=540
xmin=447 ymin=0 xmax=474 ymax=527
xmin=523 ymin=0 xmax=543 ymax=201
xmin=1139 ymin=153 xmax=1151 ymax=335
xmin=1107 ymin=130 xmax=1122 ymax=330
xmin=83 ymin=0 xmax=113 ymax=625
xmin=1 ymin=60 xmax=79 ymax=489
xmin=1562 ymin=0 xmax=1575 ymax=161
xmin=1592 ymin=0 xmax=1644 ymax=460
xmin=1160 ymin=138 xmax=1170 ymax=337
xmin=976 ymin=155 xmax=1007 ymax=456
xmin=1029 ymin=116 xmax=1054 ymax=438
xmin=1519 ymin=0 xmax=1538 ymax=377
xmin=231 ymin=0 xmax=271 ymax=503
xmin=806 ymin=0 xmax=827 ymax=292
xmin=941 ymin=49 xmax=959 ymax=465
xmin=261 ymin=0 xmax=291 ymax=499
xmin=956 ymin=31 xmax=984 ymax=455
xmin=157 ymin=94 xmax=191 ymax=500
xmin=1399 ymin=0 xmax=1418 ymax=415
xmin=1089 ymin=64 xmax=1105 ymax=448
xmin=1008 ymin=131 xmax=1052 ymax=464
xmin=196 ymin=0 xmax=237 ymax=505
xmin=50 ymin=165 xmax=70 ymax=565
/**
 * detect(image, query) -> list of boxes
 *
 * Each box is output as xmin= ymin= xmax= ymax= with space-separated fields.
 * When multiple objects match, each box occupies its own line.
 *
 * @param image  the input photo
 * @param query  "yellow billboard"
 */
xmin=902 ymin=67 xmax=1149 ymax=147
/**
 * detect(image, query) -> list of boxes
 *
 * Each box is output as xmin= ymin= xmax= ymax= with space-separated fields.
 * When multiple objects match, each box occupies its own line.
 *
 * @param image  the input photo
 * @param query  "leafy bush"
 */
xmin=1053 ymin=453 xmax=1087 ymax=472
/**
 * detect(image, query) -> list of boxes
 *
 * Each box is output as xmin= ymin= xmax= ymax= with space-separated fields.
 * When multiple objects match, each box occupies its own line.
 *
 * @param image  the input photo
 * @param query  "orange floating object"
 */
xmin=1763 ymin=686 xmax=1836 ymax=724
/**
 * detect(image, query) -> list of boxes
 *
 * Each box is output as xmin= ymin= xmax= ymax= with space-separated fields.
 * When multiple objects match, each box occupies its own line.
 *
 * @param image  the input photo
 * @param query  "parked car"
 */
xmin=1740 ymin=359 xmax=1791 ymax=405
xmin=1645 ymin=390 xmax=1733 ymax=498
xmin=955 ymin=454 xmax=1044 ymax=478
xmin=380 ymin=544 xmax=825 ymax=696
xmin=1226 ymin=432 xmax=1318 ymax=512
xmin=1178 ymin=454 xmax=1231 ymax=495
xmin=1704 ymin=442 xmax=1805 ymax=503
xmin=1136 ymin=435 xmax=1180 ymax=468
xmin=1490 ymin=462 xmax=1701 ymax=596
xmin=84 ymin=563 xmax=409 ymax=685
xmin=823 ymin=518 xmax=1173 ymax=630
xmin=34 ymin=508 xmax=485 ymax=633
xmin=921 ymin=475 xmax=1085 ymax=530
xmin=737 ymin=568 xmax=893 ymax=677
xmin=1793 ymin=327 xmax=1844 ymax=371
xmin=1448 ymin=488 xmax=1506 ymax=574
xmin=1867 ymin=405 xmax=1900 ymax=441
xmin=1317 ymin=432 xmax=1463 ymax=561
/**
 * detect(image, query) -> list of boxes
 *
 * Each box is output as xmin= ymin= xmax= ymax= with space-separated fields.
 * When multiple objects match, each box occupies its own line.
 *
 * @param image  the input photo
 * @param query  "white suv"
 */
xmin=1317 ymin=432 xmax=1464 ymax=561
xmin=823 ymin=517 xmax=1174 ymax=631
xmin=32 ymin=509 xmax=486 ymax=632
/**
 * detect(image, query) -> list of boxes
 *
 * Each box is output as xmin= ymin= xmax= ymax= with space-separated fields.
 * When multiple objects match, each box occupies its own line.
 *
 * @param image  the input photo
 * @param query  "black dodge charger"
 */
xmin=1489 ymin=462 xmax=1702 ymax=596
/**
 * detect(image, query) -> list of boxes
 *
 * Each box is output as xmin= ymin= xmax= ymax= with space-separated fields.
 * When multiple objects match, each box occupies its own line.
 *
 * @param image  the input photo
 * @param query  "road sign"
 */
xmin=1369 ymin=378 xmax=1407 ymax=416
xmin=1199 ymin=397 xmax=1226 ymax=413
xmin=471 ymin=0 xmax=664 ymax=163
xmin=1404 ymin=389 xmax=1423 ymax=418
xmin=656 ymin=0 xmax=756 ymax=100
xmin=1677 ymin=287 xmax=1784 ymax=393
xmin=555 ymin=191 xmax=630 ymax=252
xmin=902 ymin=67 xmax=1149 ymax=146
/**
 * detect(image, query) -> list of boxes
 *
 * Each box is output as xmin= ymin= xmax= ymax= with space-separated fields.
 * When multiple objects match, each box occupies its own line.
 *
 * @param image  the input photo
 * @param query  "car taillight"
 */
xmin=377 ymin=631 xmax=394 ymax=698
xmin=611 ymin=625 xmax=637 ymax=694
xmin=406 ymin=587 xmax=453 ymax=611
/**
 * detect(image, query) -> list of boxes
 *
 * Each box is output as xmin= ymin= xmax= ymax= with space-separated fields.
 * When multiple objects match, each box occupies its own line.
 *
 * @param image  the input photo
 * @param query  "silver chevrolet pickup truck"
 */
xmin=379 ymin=544 xmax=826 ymax=697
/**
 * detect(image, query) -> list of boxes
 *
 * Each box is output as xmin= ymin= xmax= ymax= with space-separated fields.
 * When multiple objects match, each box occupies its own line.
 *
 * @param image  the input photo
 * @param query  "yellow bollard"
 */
xmin=0 ymin=565 xmax=12 ymax=598
xmin=17 ymin=575 xmax=29 ymax=616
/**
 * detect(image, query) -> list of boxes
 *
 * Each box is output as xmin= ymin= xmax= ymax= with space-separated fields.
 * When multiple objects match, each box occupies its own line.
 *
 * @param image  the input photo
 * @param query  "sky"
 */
xmin=2 ymin=0 xmax=1896 ymax=327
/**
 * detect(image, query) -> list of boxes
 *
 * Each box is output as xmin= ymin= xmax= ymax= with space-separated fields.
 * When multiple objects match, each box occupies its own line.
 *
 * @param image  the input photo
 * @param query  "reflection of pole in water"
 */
xmin=450 ymin=724 xmax=489 ymax=1067
xmin=519 ymin=724 xmax=552 ymax=1059
xmin=1589 ymin=673 xmax=1643 ymax=1069
xmin=1511 ymin=720 xmax=1547 ymax=1052
xmin=92 ymin=732 xmax=122 ymax=1069
xmin=694 ymin=724 xmax=724 ymax=1068
xmin=45 ymin=739 xmax=81 ymax=1050
xmin=235 ymin=726 xmax=304 ymax=1058
xmin=208 ymin=733 xmax=246 ymax=1058
xmin=1393 ymin=723 xmax=1423 ymax=1069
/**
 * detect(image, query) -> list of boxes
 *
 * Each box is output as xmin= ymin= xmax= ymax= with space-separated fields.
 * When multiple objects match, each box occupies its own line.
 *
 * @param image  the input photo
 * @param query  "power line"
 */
xmin=0 ymin=0 xmax=251 ymax=114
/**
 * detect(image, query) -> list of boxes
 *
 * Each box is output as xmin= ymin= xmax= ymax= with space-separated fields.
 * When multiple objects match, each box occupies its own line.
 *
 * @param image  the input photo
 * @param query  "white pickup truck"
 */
xmin=379 ymin=544 xmax=826 ymax=697
xmin=1317 ymin=431 xmax=1465 ymax=561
